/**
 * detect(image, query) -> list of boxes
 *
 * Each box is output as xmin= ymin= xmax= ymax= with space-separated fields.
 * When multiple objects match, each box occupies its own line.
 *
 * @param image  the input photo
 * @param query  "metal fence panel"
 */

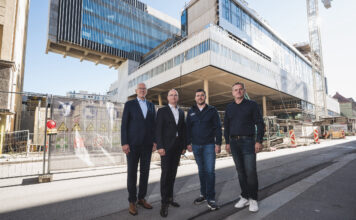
xmin=0 ymin=92 xmax=48 ymax=178
xmin=48 ymin=96 xmax=126 ymax=172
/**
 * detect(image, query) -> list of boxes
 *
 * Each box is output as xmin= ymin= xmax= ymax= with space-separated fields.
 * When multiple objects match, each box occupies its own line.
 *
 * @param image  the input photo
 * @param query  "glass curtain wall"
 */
xmin=81 ymin=0 xmax=180 ymax=55
xmin=221 ymin=0 xmax=313 ymax=87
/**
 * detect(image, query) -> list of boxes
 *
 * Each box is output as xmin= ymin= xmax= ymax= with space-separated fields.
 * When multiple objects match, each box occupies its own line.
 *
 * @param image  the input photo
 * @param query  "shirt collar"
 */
xmin=168 ymin=104 xmax=178 ymax=109
xmin=234 ymin=98 xmax=245 ymax=105
xmin=137 ymin=97 xmax=146 ymax=103
xmin=194 ymin=104 xmax=208 ymax=111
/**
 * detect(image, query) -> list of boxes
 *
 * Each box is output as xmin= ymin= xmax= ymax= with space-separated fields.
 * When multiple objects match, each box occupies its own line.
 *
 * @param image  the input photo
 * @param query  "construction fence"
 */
xmin=1 ymin=92 xmax=127 ymax=179
xmin=0 ymin=91 xmax=352 ymax=180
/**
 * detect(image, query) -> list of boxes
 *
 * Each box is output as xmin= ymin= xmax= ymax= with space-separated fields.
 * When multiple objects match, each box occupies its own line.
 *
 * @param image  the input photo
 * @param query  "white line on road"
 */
xmin=225 ymin=153 xmax=356 ymax=220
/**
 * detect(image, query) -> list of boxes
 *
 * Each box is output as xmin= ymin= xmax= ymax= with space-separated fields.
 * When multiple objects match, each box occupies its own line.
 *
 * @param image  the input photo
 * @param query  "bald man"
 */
xmin=156 ymin=89 xmax=186 ymax=217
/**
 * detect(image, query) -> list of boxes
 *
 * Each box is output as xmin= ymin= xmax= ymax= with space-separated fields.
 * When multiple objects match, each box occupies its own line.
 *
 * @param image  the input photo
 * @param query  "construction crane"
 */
xmin=306 ymin=0 xmax=332 ymax=120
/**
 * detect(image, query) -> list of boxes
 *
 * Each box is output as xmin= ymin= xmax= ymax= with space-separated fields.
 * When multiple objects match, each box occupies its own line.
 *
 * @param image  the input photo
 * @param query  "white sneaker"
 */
xmin=249 ymin=199 xmax=259 ymax=212
xmin=234 ymin=196 xmax=249 ymax=208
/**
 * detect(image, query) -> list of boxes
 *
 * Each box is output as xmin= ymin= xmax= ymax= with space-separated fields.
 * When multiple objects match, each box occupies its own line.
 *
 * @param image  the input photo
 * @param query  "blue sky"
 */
xmin=24 ymin=0 xmax=355 ymax=99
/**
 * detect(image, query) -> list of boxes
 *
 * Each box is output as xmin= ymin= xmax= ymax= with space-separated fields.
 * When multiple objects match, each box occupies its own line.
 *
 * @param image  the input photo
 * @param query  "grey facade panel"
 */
xmin=58 ymin=0 xmax=82 ymax=45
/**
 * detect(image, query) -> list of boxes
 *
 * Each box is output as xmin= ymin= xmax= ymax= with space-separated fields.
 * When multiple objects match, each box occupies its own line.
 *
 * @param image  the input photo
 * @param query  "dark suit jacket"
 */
xmin=121 ymin=99 xmax=156 ymax=149
xmin=155 ymin=106 xmax=186 ymax=151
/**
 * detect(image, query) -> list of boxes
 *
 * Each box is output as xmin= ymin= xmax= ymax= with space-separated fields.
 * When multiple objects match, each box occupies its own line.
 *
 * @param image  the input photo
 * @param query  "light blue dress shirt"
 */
xmin=137 ymin=97 xmax=148 ymax=119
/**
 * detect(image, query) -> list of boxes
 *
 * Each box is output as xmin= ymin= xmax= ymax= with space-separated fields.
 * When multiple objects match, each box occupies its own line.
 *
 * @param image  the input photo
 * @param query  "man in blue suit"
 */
xmin=121 ymin=83 xmax=157 ymax=216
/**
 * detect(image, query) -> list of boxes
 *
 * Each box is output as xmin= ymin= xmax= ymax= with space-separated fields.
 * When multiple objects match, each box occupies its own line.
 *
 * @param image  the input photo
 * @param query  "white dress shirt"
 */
xmin=137 ymin=97 xmax=148 ymax=119
xmin=169 ymin=104 xmax=179 ymax=136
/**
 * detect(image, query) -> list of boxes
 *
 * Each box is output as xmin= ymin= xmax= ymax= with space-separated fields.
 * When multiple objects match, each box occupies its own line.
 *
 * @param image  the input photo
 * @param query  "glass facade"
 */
xmin=220 ymin=0 xmax=313 ymax=87
xmin=181 ymin=9 xmax=187 ymax=37
xmin=129 ymin=36 xmax=301 ymax=90
xmin=82 ymin=0 xmax=180 ymax=56
xmin=128 ymin=39 xmax=211 ymax=88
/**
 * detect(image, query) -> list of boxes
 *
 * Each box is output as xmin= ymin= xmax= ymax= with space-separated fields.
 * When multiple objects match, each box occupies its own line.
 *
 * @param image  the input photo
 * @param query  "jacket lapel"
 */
xmin=167 ymin=106 xmax=178 ymax=126
xmin=178 ymin=109 xmax=184 ymax=127
xmin=134 ymin=99 xmax=145 ymax=119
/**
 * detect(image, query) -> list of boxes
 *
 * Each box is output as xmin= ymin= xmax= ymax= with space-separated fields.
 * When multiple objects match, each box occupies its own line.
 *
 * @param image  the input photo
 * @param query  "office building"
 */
xmin=47 ymin=0 xmax=340 ymax=120
xmin=46 ymin=0 xmax=180 ymax=68
xmin=0 ymin=0 xmax=30 ymax=132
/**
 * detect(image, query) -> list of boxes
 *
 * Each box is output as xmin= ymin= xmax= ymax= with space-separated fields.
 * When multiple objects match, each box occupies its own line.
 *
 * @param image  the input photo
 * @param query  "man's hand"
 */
xmin=187 ymin=145 xmax=192 ymax=152
xmin=122 ymin=144 xmax=130 ymax=155
xmin=225 ymin=144 xmax=231 ymax=153
xmin=215 ymin=145 xmax=221 ymax=154
xmin=158 ymin=148 xmax=166 ymax=156
xmin=182 ymin=149 xmax=186 ymax=155
xmin=152 ymin=143 xmax=157 ymax=152
xmin=255 ymin=142 xmax=263 ymax=153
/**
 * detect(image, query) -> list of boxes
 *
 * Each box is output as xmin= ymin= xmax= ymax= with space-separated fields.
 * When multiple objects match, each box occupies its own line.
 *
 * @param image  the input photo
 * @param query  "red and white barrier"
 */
xmin=289 ymin=130 xmax=297 ymax=148
xmin=313 ymin=129 xmax=320 ymax=144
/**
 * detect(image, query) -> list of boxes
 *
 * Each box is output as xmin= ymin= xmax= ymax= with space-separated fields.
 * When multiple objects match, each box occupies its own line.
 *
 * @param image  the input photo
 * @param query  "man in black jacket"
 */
xmin=224 ymin=82 xmax=264 ymax=213
xmin=121 ymin=83 xmax=156 ymax=216
xmin=186 ymin=89 xmax=222 ymax=211
xmin=156 ymin=89 xmax=186 ymax=217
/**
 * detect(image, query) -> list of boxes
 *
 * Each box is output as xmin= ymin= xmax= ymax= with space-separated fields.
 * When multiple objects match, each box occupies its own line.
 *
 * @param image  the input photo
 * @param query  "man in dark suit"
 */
xmin=121 ymin=83 xmax=157 ymax=216
xmin=156 ymin=89 xmax=186 ymax=217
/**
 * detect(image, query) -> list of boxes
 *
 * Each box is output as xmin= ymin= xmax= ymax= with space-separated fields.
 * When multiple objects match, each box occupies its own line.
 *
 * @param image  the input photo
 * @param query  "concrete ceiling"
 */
xmin=132 ymin=65 xmax=297 ymax=109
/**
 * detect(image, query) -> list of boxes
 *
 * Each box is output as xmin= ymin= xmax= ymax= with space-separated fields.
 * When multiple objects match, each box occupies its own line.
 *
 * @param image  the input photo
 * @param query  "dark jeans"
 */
xmin=126 ymin=146 xmax=152 ymax=203
xmin=230 ymin=137 xmax=258 ymax=200
xmin=160 ymin=139 xmax=182 ymax=204
xmin=192 ymin=144 xmax=216 ymax=202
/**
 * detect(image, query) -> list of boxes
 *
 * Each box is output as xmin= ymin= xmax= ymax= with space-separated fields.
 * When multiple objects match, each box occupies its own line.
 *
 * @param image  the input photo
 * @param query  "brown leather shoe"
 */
xmin=137 ymin=199 xmax=153 ymax=209
xmin=129 ymin=202 xmax=138 ymax=216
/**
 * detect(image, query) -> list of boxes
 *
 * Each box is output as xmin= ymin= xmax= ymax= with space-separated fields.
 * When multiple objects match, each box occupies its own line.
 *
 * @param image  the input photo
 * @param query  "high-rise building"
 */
xmin=0 ymin=0 xmax=30 ymax=132
xmin=111 ymin=0 xmax=339 ymax=120
xmin=46 ymin=0 xmax=339 ymax=120
xmin=46 ymin=0 xmax=180 ymax=68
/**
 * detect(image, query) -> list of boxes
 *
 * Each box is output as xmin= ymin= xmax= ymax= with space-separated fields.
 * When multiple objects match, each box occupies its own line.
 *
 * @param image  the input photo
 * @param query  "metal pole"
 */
xmin=47 ymin=95 xmax=54 ymax=174
xmin=42 ymin=95 xmax=48 ymax=175
xmin=266 ymin=117 xmax=270 ymax=149
xmin=26 ymin=129 xmax=30 ymax=157
xmin=0 ymin=124 xmax=4 ymax=156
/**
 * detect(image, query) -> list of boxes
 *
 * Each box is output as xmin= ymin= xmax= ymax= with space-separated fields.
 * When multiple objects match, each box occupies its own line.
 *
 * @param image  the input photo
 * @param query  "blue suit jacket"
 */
xmin=121 ymin=99 xmax=156 ymax=149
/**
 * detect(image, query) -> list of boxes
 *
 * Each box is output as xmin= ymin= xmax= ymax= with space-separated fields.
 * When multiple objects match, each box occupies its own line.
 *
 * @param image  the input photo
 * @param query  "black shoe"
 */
xmin=170 ymin=201 xmax=180 ymax=207
xmin=207 ymin=200 xmax=219 ymax=211
xmin=160 ymin=204 xmax=168 ymax=217
xmin=194 ymin=196 xmax=206 ymax=205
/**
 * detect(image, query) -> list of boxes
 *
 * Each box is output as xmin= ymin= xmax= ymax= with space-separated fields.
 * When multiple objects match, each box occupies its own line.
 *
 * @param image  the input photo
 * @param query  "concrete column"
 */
xmin=158 ymin=94 xmax=162 ymax=106
xmin=262 ymin=96 xmax=267 ymax=117
xmin=204 ymin=80 xmax=209 ymax=104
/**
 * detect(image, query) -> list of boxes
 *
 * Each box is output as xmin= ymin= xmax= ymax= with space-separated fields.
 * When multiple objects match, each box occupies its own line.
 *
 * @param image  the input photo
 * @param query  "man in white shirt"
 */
xmin=156 ymin=89 xmax=186 ymax=217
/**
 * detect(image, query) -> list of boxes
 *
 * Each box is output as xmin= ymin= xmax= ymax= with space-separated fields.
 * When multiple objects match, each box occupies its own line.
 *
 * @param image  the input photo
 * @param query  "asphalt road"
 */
xmin=0 ymin=137 xmax=355 ymax=220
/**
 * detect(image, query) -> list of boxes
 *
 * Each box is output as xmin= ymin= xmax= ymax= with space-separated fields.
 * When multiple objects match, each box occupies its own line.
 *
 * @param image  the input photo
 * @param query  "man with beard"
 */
xmin=186 ymin=89 xmax=222 ymax=210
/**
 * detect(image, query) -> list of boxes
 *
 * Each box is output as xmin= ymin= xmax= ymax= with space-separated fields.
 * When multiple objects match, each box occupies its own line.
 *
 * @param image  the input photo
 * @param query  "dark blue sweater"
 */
xmin=224 ymin=99 xmax=265 ymax=144
xmin=186 ymin=104 xmax=222 ymax=146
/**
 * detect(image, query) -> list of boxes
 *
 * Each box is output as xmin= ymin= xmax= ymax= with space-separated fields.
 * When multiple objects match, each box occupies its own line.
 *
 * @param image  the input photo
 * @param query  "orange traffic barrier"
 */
xmin=313 ymin=129 xmax=320 ymax=144
xmin=289 ymin=130 xmax=297 ymax=148
xmin=341 ymin=130 xmax=345 ymax=138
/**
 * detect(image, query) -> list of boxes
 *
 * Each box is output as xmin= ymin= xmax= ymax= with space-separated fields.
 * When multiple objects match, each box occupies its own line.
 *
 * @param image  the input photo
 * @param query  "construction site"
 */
xmin=1 ymin=0 xmax=355 ymax=179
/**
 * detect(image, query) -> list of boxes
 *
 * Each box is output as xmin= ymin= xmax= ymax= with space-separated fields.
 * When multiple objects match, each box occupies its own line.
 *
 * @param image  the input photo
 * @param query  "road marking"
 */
xmin=225 ymin=153 xmax=356 ymax=220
